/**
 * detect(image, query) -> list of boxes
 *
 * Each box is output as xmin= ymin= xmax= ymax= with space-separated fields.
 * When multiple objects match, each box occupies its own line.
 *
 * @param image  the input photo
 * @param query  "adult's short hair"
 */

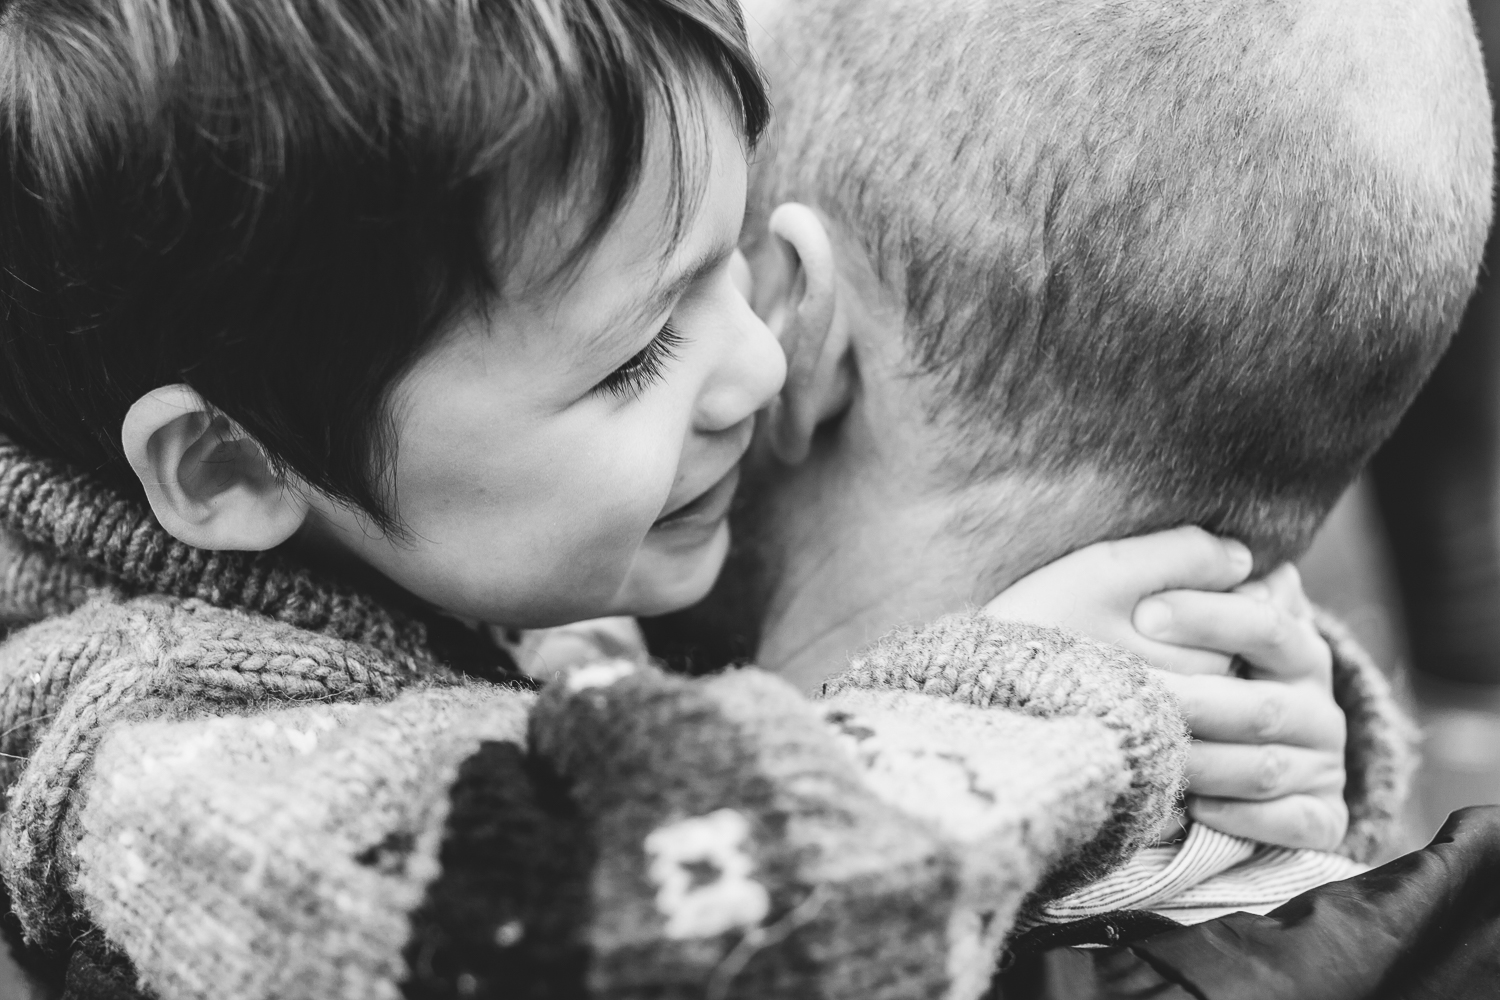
xmin=0 ymin=0 xmax=767 ymax=530
xmin=751 ymin=0 xmax=1493 ymax=564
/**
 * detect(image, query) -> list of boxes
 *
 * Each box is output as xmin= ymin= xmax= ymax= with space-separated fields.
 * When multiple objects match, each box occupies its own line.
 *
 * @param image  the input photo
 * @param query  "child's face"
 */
xmin=304 ymin=98 xmax=785 ymax=627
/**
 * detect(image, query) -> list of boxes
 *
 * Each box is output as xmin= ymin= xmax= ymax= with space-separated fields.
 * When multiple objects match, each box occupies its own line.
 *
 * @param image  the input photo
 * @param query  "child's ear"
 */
xmin=120 ymin=384 xmax=310 ymax=551
xmin=746 ymin=202 xmax=853 ymax=465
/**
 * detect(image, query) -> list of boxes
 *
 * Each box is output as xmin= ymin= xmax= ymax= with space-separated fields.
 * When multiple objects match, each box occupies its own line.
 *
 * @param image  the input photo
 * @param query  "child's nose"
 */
xmin=694 ymin=305 xmax=787 ymax=434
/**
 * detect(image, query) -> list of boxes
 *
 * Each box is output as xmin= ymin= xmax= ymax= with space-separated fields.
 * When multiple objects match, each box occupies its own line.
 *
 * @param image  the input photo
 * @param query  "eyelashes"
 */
xmin=593 ymin=323 xmax=686 ymax=400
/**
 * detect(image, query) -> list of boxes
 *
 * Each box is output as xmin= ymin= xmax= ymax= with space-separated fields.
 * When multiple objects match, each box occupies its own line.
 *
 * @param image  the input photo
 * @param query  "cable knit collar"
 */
xmin=0 ymin=437 xmax=517 ymax=681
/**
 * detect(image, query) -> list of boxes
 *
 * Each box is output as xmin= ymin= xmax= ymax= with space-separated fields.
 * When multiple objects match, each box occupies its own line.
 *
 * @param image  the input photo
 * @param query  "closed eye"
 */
xmin=592 ymin=323 xmax=686 ymax=400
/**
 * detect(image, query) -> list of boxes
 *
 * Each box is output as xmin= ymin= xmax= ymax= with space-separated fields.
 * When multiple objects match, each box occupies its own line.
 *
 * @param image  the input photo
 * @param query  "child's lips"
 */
xmin=652 ymin=466 xmax=740 ymax=531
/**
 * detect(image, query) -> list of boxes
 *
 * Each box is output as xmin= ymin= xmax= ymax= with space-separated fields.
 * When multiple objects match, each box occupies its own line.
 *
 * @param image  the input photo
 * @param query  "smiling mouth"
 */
xmin=653 ymin=466 xmax=741 ymax=530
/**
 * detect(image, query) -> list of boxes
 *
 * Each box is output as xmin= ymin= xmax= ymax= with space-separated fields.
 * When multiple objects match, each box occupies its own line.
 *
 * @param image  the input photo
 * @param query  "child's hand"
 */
xmin=1134 ymin=565 xmax=1348 ymax=850
xmin=984 ymin=532 xmax=1348 ymax=850
xmin=983 ymin=526 xmax=1255 ymax=674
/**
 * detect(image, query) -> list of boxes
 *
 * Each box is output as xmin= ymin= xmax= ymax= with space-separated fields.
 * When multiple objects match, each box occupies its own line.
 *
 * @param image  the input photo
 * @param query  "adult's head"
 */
xmin=725 ymin=0 xmax=1493 ymax=682
xmin=0 ymin=0 xmax=785 ymax=625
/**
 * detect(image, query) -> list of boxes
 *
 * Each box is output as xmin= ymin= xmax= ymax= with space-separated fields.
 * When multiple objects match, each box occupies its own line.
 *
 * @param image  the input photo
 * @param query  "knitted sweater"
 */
xmin=0 ymin=441 xmax=1413 ymax=1000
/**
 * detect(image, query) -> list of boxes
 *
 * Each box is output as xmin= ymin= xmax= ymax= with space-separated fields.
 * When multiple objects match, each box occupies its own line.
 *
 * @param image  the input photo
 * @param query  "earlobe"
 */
xmin=121 ymin=385 xmax=309 ymax=551
xmin=750 ymin=203 xmax=853 ymax=465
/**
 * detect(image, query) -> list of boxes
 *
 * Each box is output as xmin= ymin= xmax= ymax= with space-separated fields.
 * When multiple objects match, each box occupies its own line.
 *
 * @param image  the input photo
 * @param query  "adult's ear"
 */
xmin=120 ymin=384 xmax=309 ymax=551
xmin=746 ymin=203 xmax=853 ymax=465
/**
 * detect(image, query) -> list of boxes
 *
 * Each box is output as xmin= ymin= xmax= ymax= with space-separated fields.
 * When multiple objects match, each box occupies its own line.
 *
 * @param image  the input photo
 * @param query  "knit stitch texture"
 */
xmin=73 ymin=686 xmax=533 ymax=1000
xmin=0 ymin=440 xmax=1412 ymax=999
xmin=0 ymin=597 xmax=446 ymax=943
xmin=826 ymin=614 xmax=1191 ymax=893
xmin=0 ymin=444 xmax=1184 ymax=999
xmin=0 ymin=440 xmax=440 ymax=669
xmin=0 ymin=442 xmax=491 ymax=956
xmin=1317 ymin=609 xmax=1421 ymax=863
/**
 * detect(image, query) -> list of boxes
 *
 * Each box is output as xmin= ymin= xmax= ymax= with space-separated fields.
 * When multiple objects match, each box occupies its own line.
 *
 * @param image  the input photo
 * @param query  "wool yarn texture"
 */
xmin=0 ymin=440 xmax=1415 ymax=999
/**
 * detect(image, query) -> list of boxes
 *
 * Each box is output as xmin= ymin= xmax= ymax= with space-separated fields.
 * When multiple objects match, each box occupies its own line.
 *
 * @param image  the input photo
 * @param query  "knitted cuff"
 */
xmin=1316 ymin=609 xmax=1420 ymax=862
xmin=816 ymin=686 xmax=1128 ymax=876
xmin=811 ymin=686 xmax=1130 ymax=997
xmin=823 ymin=612 xmax=1189 ymax=888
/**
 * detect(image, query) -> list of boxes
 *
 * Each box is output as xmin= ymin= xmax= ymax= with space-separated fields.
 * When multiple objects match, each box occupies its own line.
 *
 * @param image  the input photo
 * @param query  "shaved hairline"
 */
xmin=748 ymin=0 xmax=1493 ymax=564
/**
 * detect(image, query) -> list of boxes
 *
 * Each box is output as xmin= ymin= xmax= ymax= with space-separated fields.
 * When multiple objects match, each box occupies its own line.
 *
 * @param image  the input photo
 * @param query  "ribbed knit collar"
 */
xmin=0 ymin=438 xmax=519 ymax=681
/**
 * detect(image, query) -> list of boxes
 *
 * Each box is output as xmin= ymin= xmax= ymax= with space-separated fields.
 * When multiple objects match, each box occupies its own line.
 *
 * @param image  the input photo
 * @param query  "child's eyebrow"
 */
xmin=590 ymin=240 xmax=736 ymax=348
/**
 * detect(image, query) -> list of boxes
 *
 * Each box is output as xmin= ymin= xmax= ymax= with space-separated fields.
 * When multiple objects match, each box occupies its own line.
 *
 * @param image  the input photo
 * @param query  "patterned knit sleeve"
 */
xmin=1316 ymin=609 xmax=1421 ymax=863
xmin=822 ymin=608 xmax=1421 ymax=866
xmin=819 ymin=612 xmax=1191 ymax=893
xmin=13 ymin=636 xmax=1195 ymax=1000
xmin=1 ymin=600 xmax=1196 ymax=1000
xmin=0 ymin=598 xmax=548 ymax=1000
xmin=29 ymin=656 xmax=1068 ymax=1000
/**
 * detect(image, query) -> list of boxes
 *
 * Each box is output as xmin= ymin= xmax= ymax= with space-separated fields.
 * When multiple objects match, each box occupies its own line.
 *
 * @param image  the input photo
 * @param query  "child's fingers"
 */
xmin=1134 ymin=590 xmax=1332 ymax=684
xmin=1186 ymin=741 xmax=1345 ymax=801
xmin=983 ymin=528 xmax=1251 ymax=645
xmin=1117 ymin=636 xmax=1235 ymax=676
xmin=1154 ymin=672 xmax=1347 ymax=752
xmin=1086 ymin=527 xmax=1254 ymax=597
xmin=1187 ymin=793 xmax=1349 ymax=852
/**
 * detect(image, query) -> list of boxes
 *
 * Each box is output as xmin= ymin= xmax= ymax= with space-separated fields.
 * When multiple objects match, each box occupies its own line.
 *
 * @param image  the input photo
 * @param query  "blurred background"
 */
xmin=1301 ymin=485 xmax=1500 ymax=859
xmin=1319 ymin=0 xmax=1500 ymax=856
xmin=6 ymin=3 xmax=1500 ymax=999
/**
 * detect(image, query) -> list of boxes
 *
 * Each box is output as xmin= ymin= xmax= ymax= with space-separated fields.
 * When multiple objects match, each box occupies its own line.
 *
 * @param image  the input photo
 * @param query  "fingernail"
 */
xmin=1225 ymin=540 xmax=1253 ymax=575
xmin=1135 ymin=598 xmax=1172 ymax=637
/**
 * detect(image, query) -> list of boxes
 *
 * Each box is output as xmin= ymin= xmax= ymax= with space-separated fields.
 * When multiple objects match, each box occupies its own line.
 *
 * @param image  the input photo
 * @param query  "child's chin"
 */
xmin=616 ymin=520 xmax=732 ymax=617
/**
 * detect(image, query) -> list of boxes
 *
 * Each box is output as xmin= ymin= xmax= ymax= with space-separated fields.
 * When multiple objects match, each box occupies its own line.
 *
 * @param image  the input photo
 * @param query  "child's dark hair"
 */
xmin=0 ymin=0 xmax=768 ymax=530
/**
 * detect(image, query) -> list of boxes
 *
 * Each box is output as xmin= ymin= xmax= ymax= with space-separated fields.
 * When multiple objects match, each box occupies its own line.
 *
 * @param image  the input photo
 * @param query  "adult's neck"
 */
xmin=736 ymin=228 xmax=1125 ymax=691
xmin=744 ymin=415 xmax=1106 ymax=693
